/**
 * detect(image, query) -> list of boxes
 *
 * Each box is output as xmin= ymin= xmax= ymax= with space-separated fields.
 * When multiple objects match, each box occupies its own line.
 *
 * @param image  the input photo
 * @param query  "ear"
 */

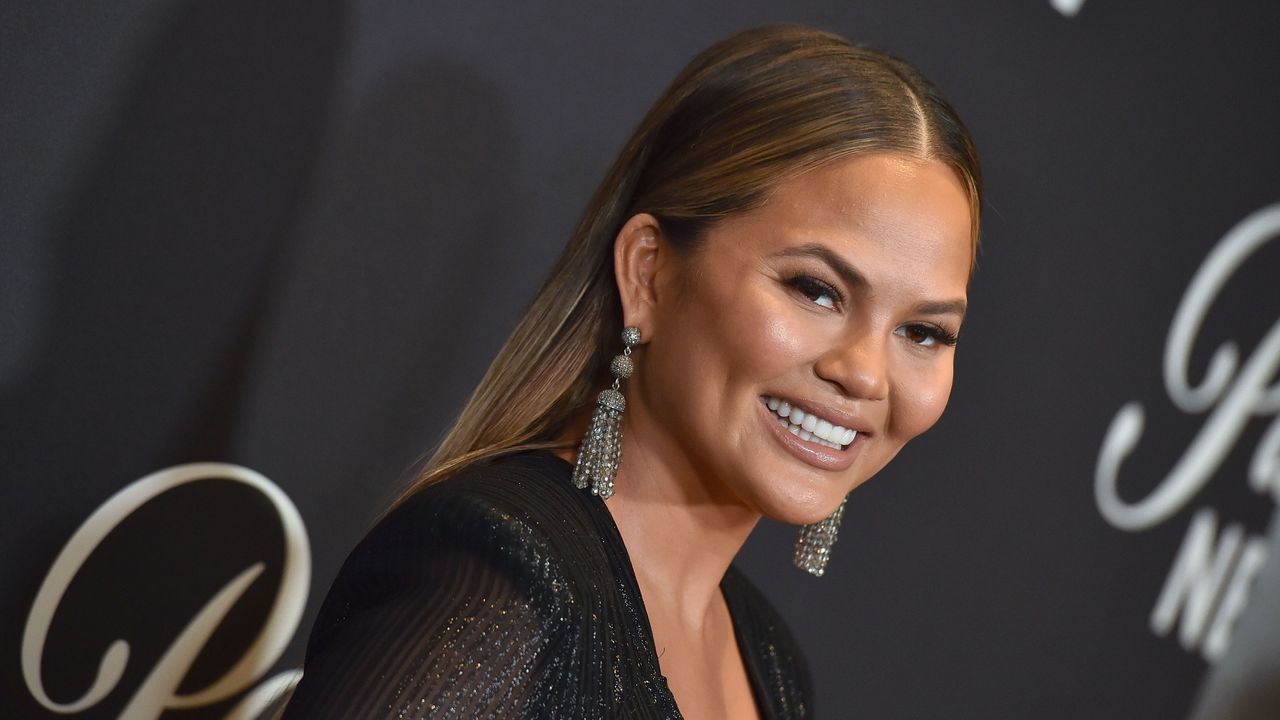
xmin=613 ymin=213 xmax=668 ymax=341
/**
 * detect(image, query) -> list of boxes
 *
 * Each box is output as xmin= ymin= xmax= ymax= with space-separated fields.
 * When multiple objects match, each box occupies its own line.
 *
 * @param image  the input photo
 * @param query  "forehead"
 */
xmin=706 ymin=152 xmax=973 ymax=295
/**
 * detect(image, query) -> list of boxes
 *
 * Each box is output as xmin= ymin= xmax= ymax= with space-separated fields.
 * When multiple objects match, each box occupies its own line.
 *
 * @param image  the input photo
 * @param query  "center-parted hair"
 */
xmin=391 ymin=24 xmax=982 ymax=508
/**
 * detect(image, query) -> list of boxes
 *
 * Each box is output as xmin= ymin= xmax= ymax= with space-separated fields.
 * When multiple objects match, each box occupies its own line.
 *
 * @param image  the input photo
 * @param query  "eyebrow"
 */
xmin=913 ymin=299 xmax=968 ymax=320
xmin=774 ymin=243 xmax=968 ymax=320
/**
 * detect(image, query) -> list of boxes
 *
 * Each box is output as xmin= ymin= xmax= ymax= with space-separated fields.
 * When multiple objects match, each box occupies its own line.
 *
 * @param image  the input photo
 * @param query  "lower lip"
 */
xmin=757 ymin=399 xmax=864 ymax=472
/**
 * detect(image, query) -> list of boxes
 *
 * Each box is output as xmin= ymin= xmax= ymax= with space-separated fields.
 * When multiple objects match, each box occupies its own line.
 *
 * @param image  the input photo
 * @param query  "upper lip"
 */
xmin=762 ymin=393 xmax=874 ymax=436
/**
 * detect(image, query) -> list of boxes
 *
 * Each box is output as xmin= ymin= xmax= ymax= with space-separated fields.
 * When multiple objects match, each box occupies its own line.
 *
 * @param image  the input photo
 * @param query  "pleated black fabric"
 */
xmin=283 ymin=450 xmax=813 ymax=719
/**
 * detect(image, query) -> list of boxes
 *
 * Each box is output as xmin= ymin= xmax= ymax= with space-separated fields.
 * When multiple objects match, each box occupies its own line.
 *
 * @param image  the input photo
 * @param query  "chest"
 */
xmin=646 ymin=604 xmax=764 ymax=720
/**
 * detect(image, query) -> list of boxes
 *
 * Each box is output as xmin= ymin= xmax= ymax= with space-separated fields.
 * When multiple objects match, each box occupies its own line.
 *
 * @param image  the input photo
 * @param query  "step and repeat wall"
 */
xmin=3 ymin=1 xmax=1278 ymax=718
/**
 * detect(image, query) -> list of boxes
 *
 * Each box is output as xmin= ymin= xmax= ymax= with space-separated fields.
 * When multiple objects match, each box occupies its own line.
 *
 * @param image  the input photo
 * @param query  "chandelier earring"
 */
xmin=793 ymin=496 xmax=848 ymax=577
xmin=572 ymin=326 xmax=641 ymax=500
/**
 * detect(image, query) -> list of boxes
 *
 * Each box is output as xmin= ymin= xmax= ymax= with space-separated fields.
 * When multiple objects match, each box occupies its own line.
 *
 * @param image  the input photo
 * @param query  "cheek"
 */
xmin=709 ymin=285 xmax=823 ymax=384
xmin=648 ymin=267 xmax=839 ymax=420
xmin=889 ymin=358 xmax=954 ymax=441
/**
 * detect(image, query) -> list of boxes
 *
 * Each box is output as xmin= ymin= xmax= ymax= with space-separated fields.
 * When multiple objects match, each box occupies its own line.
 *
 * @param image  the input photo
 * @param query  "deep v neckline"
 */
xmin=542 ymin=451 xmax=774 ymax=719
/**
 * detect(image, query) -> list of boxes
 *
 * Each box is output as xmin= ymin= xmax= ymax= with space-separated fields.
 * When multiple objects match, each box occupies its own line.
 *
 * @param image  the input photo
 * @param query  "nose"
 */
xmin=814 ymin=326 xmax=889 ymax=401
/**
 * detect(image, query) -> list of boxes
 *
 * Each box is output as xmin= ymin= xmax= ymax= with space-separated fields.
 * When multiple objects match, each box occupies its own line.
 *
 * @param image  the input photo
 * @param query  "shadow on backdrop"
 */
xmin=229 ymin=55 xmax=521 ymax=657
xmin=0 ymin=0 xmax=343 ymax=717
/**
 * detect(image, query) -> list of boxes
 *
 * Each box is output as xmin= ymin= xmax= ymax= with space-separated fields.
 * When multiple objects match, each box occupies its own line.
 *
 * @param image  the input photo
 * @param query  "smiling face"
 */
xmin=624 ymin=151 xmax=973 ymax=524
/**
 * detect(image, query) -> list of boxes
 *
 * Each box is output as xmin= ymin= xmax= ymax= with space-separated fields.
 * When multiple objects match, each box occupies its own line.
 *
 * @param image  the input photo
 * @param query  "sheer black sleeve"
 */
xmin=281 ymin=478 xmax=585 ymax=719
xmin=282 ymin=451 xmax=809 ymax=719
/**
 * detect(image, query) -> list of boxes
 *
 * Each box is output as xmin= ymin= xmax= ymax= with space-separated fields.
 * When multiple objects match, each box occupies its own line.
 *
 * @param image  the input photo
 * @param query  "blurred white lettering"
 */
xmin=1095 ymin=204 xmax=1280 ymax=662
xmin=1096 ymin=204 xmax=1280 ymax=531
xmin=21 ymin=463 xmax=311 ymax=718
xmin=1050 ymin=0 xmax=1087 ymax=18
xmin=1150 ymin=508 xmax=1268 ymax=661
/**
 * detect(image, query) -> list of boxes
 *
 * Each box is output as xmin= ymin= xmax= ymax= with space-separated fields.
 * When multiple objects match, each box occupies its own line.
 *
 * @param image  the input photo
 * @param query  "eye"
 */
xmin=895 ymin=323 xmax=960 ymax=348
xmin=786 ymin=275 xmax=842 ymax=310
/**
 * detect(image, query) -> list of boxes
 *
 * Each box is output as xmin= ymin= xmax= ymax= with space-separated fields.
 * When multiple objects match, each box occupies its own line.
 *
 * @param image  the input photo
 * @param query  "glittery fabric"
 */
xmin=283 ymin=451 xmax=813 ymax=719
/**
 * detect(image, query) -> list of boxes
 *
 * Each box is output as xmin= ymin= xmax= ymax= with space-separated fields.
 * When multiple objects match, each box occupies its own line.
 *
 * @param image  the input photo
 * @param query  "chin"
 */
xmin=773 ymin=497 xmax=850 ymax=525
xmin=748 ymin=467 xmax=857 ymax=525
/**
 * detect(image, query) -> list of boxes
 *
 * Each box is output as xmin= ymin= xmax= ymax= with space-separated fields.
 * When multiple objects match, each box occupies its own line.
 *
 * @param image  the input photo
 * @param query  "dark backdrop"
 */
xmin=3 ymin=1 xmax=1279 ymax=718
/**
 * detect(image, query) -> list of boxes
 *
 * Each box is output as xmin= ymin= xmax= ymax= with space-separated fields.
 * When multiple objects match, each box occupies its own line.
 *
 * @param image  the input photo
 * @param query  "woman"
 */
xmin=283 ymin=24 xmax=980 ymax=720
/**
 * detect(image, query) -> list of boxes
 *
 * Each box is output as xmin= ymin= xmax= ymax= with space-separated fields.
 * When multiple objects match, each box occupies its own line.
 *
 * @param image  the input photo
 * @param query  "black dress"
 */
xmin=283 ymin=450 xmax=813 ymax=719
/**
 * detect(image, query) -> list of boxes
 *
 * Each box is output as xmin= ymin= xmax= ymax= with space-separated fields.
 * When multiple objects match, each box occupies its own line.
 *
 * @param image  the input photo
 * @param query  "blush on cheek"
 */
xmin=894 ymin=375 xmax=953 ymax=440
xmin=752 ymin=294 xmax=833 ymax=366
xmin=712 ymin=295 xmax=807 ymax=372
xmin=760 ymin=312 xmax=806 ymax=355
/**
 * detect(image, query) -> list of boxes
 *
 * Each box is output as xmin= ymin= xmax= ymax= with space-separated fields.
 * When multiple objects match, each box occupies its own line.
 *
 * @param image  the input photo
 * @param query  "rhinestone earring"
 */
xmin=572 ymin=326 xmax=641 ymax=499
xmin=793 ymin=496 xmax=847 ymax=577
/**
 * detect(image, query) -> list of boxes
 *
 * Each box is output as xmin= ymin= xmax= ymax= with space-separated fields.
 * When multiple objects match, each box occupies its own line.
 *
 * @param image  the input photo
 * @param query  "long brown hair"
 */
xmin=389 ymin=24 xmax=982 ymax=510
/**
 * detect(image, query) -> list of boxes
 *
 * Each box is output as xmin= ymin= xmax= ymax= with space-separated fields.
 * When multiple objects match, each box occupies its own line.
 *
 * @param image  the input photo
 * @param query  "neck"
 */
xmin=559 ymin=403 xmax=760 ymax=629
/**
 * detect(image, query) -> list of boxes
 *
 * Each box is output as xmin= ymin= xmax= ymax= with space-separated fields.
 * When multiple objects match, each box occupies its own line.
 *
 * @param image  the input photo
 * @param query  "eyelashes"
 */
xmin=783 ymin=273 xmax=960 ymax=348
xmin=785 ymin=274 xmax=843 ymax=309
xmin=898 ymin=324 xmax=960 ymax=347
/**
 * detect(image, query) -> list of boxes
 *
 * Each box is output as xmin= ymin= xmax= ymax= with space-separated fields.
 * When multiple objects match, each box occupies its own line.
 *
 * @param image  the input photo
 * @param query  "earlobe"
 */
xmin=613 ymin=213 xmax=665 ymax=337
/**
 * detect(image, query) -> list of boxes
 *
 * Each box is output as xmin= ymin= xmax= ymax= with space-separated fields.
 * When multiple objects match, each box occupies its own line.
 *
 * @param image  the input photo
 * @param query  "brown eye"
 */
xmin=786 ymin=275 xmax=841 ymax=310
xmin=895 ymin=324 xmax=960 ymax=348
xmin=897 ymin=325 xmax=934 ymax=346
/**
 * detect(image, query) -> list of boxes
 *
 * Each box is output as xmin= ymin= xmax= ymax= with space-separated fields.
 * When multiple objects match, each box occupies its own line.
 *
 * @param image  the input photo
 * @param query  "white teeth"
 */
xmin=815 ymin=419 xmax=832 ymax=439
xmin=763 ymin=395 xmax=860 ymax=450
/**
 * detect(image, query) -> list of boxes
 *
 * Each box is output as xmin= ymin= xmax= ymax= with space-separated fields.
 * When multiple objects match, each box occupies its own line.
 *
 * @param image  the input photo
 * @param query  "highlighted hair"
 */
xmin=390 ymin=24 xmax=981 ymax=510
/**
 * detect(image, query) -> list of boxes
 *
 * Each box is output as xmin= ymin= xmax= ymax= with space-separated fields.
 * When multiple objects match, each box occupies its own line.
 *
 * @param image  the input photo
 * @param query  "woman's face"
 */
xmin=633 ymin=152 xmax=973 ymax=524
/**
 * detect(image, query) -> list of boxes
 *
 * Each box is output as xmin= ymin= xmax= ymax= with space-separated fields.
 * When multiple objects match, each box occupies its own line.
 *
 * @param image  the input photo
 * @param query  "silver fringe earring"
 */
xmin=793 ymin=497 xmax=847 ymax=577
xmin=572 ymin=326 xmax=641 ymax=499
